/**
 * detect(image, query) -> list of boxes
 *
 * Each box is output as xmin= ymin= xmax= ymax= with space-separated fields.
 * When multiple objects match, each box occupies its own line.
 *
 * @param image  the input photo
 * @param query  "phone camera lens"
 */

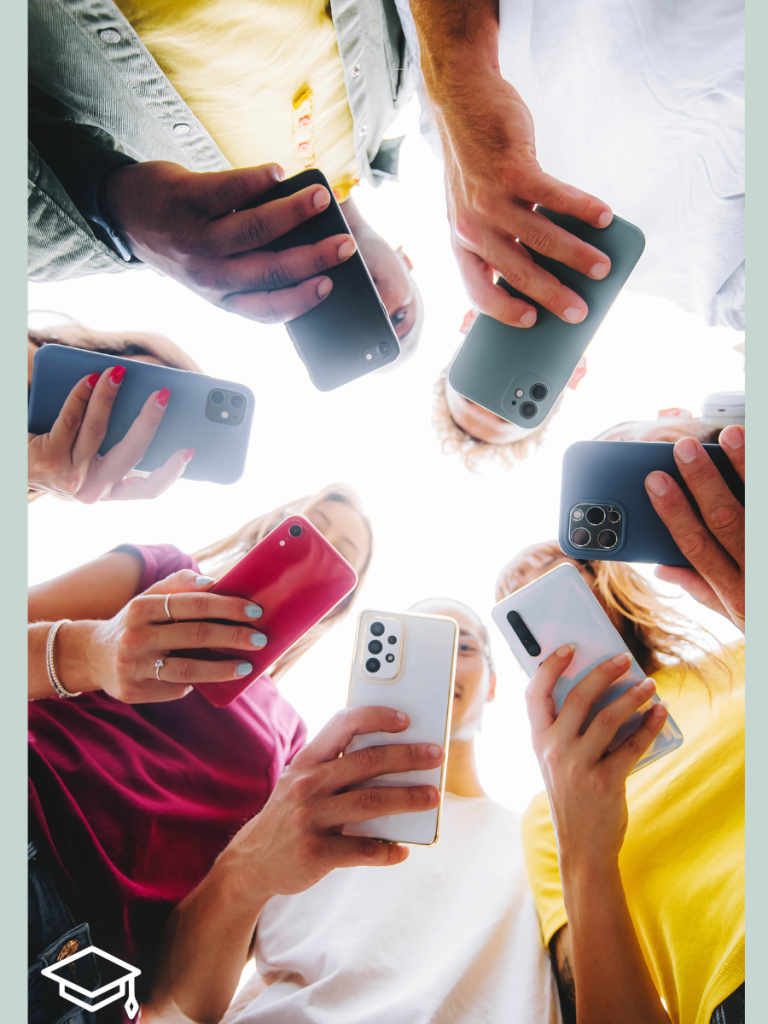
xmin=366 ymin=657 xmax=381 ymax=673
xmin=370 ymin=622 xmax=385 ymax=637
xmin=520 ymin=401 xmax=537 ymax=419
xmin=210 ymin=390 xmax=225 ymax=405
xmin=368 ymin=640 xmax=383 ymax=655
xmin=289 ymin=524 xmax=303 ymax=538
xmin=586 ymin=506 xmax=605 ymax=526
xmin=527 ymin=642 xmax=542 ymax=656
xmin=507 ymin=611 xmax=521 ymax=624
xmin=530 ymin=383 xmax=548 ymax=401
xmin=387 ymin=635 xmax=397 ymax=644
xmin=607 ymin=510 xmax=621 ymax=524
xmin=571 ymin=527 xmax=590 ymax=546
xmin=598 ymin=529 xmax=618 ymax=549
xmin=385 ymin=653 xmax=395 ymax=663
xmin=378 ymin=342 xmax=391 ymax=356
xmin=230 ymin=394 xmax=244 ymax=409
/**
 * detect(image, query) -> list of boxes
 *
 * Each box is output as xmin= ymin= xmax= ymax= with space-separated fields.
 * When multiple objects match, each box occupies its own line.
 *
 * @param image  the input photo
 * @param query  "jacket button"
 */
xmin=99 ymin=28 xmax=121 ymax=44
xmin=57 ymin=939 xmax=80 ymax=961
xmin=173 ymin=123 xmax=191 ymax=135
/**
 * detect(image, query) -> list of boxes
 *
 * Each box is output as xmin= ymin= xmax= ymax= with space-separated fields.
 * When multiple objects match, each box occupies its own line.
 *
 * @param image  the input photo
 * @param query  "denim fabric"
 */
xmin=711 ymin=983 xmax=745 ymax=1024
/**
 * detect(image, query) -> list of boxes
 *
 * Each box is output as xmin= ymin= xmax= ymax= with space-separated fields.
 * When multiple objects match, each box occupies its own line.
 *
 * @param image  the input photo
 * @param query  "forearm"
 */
xmin=28 ymin=552 xmax=143 ymax=623
xmin=409 ymin=1 xmax=501 ymax=89
xmin=27 ymin=620 xmax=102 ymax=700
xmin=561 ymin=858 xmax=670 ymax=1024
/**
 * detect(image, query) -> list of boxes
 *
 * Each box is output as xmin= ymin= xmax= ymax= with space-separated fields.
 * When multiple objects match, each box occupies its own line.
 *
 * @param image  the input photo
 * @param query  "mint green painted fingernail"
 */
xmin=250 ymin=633 xmax=267 ymax=648
xmin=245 ymin=604 xmax=263 ymax=619
xmin=195 ymin=575 xmax=215 ymax=585
xmin=237 ymin=662 xmax=253 ymax=676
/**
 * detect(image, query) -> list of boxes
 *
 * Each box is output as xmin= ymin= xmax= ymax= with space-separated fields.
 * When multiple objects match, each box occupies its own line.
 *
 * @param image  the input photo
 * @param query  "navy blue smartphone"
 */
xmin=559 ymin=441 xmax=745 ymax=566
xmin=248 ymin=169 xmax=400 ymax=391
xmin=28 ymin=345 xmax=255 ymax=485
xmin=448 ymin=210 xmax=645 ymax=428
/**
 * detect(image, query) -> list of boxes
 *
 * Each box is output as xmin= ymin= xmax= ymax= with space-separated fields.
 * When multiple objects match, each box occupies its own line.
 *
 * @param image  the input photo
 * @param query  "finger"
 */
xmin=525 ymin=644 xmax=577 ymax=736
xmin=219 ymin=276 xmax=334 ymax=324
xmin=292 ymin=707 xmax=411 ymax=769
xmin=124 ymin=682 xmax=196 ymax=704
xmin=719 ymin=425 xmax=745 ymax=483
xmin=46 ymin=373 xmax=99 ymax=451
xmin=105 ymin=447 xmax=194 ymax=501
xmin=155 ymin=656 xmax=255 ymax=687
xmin=92 ymin=388 xmax=172 ymax=484
xmin=151 ymin=619 xmax=269 ymax=653
xmin=70 ymin=365 xmax=125 ymax=466
xmin=653 ymin=565 xmax=727 ymax=616
xmin=515 ymin=204 xmax=611 ymax=280
xmin=454 ymin=246 xmax=538 ymax=328
xmin=521 ymin=171 xmax=613 ymax=230
xmin=315 ymin=741 xmax=444 ymax=795
xmin=194 ymin=163 xmax=285 ymax=217
xmin=320 ymin=783 xmax=440 ymax=826
xmin=485 ymin=235 xmax=589 ymax=324
xmin=671 ymin=437 xmax=744 ymax=564
xmin=140 ymin=589 xmax=265 ymax=626
xmin=608 ymin=703 xmax=668 ymax=777
xmin=555 ymin=652 xmax=634 ymax=739
xmin=219 ymin=236 xmax=356 ymax=293
xmin=645 ymin=471 xmax=739 ymax=579
xmin=581 ymin=676 xmax=657 ymax=760
xmin=322 ymin=834 xmax=410 ymax=870
xmin=207 ymin=184 xmax=334 ymax=255
xmin=142 ymin=569 xmax=218 ymax=598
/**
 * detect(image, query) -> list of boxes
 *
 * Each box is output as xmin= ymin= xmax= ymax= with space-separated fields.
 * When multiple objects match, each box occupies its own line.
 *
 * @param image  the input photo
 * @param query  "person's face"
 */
xmin=596 ymin=409 xmax=701 ymax=443
xmin=305 ymin=498 xmax=370 ymax=575
xmin=27 ymin=327 xmax=179 ymax=387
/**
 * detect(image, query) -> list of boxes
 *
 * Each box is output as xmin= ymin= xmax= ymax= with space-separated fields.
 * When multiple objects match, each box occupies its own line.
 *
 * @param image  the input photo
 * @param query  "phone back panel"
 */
xmin=191 ymin=516 xmax=358 ymax=707
xmin=344 ymin=611 xmax=458 ymax=846
xmin=248 ymin=170 xmax=400 ymax=391
xmin=27 ymin=345 xmax=254 ymax=484
xmin=559 ymin=441 xmax=745 ymax=566
xmin=448 ymin=211 xmax=645 ymax=427
xmin=492 ymin=563 xmax=683 ymax=772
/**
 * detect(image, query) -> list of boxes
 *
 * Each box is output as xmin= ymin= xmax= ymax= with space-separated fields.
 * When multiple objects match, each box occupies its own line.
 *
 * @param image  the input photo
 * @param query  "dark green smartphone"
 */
xmin=448 ymin=210 xmax=645 ymax=428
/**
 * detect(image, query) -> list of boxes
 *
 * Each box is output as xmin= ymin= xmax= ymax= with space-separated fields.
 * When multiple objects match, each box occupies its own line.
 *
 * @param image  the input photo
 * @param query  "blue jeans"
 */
xmin=28 ymin=841 xmax=101 ymax=1024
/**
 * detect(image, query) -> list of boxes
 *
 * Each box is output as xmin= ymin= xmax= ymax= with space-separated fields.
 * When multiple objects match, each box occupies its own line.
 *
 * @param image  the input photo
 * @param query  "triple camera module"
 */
xmin=568 ymin=503 xmax=623 ymax=552
xmin=206 ymin=388 xmax=248 ymax=426
xmin=363 ymin=617 xmax=402 ymax=680
xmin=506 ymin=610 xmax=541 ymax=657
xmin=511 ymin=382 xmax=548 ymax=419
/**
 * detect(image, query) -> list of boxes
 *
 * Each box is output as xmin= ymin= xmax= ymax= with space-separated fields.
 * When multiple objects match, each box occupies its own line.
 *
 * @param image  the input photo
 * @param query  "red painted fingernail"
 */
xmin=183 ymin=448 xmax=195 ymax=463
xmin=109 ymin=365 xmax=126 ymax=386
xmin=157 ymin=387 xmax=171 ymax=408
xmin=86 ymin=372 xmax=100 ymax=389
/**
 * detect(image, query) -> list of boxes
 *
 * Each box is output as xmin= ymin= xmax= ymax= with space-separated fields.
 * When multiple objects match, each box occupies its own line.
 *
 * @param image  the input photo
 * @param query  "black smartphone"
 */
xmin=248 ymin=169 xmax=400 ymax=391
xmin=28 ymin=345 xmax=255 ymax=485
xmin=559 ymin=441 xmax=744 ymax=566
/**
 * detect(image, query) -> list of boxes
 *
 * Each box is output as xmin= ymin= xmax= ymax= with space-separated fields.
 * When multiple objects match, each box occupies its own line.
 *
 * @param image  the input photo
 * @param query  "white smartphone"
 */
xmin=701 ymin=390 xmax=745 ymax=428
xmin=491 ymin=563 xmax=683 ymax=773
xmin=343 ymin=610 xmax=459 ymax=846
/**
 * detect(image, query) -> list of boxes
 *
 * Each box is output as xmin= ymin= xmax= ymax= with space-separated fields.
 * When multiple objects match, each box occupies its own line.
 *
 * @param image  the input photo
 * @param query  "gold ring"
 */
xmin=164 ymin=594 xmax=176 ymax=623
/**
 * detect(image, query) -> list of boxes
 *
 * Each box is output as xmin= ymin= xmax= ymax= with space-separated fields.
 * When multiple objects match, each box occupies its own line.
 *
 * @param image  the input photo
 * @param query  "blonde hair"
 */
xmin=194 ymin=484 xmax=373 ymax=682
xmin=432 ymin=366 xmax=562 ymax=472
xmin=495 ymin=540 xmax=730 ymax=687
xmin=27 ymin=324 xmax=202 ymax=373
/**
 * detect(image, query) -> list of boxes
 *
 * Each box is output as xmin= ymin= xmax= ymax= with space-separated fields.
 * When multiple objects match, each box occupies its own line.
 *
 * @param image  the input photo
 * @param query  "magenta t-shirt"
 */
xmin=28 ymin=544 xmax=307 ymax=998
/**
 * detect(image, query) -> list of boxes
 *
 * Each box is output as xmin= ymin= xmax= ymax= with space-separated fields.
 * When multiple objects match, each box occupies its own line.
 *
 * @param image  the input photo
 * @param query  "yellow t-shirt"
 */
xmin=522 ymin=643 xmax=744 ymax=1024
xmin=114 ymin=0 xmax=360 ymax=200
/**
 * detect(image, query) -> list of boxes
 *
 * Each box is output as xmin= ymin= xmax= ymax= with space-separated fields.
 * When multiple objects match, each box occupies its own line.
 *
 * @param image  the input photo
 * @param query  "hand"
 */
xmin=223 ymin=706 xmax=444 ymax=898
xmin=58 ymin=570 xmax=269 ymax=702
xmin=28 ymin=365 xmax=192 ymax=502
xmin=645 ymin=426 xmax=745 ymax=632
xmin=526 ymin=647 xmax=668 ymax=868
xmin=104 ymin=161 xmax=357 ymax=323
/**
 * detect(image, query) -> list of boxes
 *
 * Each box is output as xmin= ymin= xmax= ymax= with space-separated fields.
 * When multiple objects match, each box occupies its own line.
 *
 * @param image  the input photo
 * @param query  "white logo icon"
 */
xmin=41 ymin=945 xmax=141 ymax=1018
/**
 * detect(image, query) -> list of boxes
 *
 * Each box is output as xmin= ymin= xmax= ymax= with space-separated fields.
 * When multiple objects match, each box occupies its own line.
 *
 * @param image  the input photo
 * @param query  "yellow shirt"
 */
xmin=522 ymin=644 xmax=745 ymax=1024
xmin=114 ymin=0 xmax=360 ymax=200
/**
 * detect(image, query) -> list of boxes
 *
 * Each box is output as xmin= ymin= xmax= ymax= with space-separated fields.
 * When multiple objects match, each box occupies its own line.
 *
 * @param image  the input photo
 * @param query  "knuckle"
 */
xmin=174 ymin=660 xmax=194 ymax=684
xmin=357 ymin=787 xmax=383 ymax=813
xmin=562 ymin=689 xmax=585 ymax=714
xmin=189 ymin=620 xmax=210 ymax=645
xmin=502 ymin=263 xmax=529 ymax=294
xmin=287 ymin=775 xmax=313 ymax=805
xmin=594 ymin=708 xmax=617 ymax=732
xmin=355 ymin=744 xmax=385 ymax=773
xmin=542 ymin=746 xmax=561 ymax=770
xmin=261 ymin=262 xmax=292 ymax=291
xmin=187 ymin=593 xmax=208 ymax=618
xmin=708 ymin=502 xmax=743 ymax=536
xmin=676 ymin=529 xmax=710 ymax=563
xmin=297 ymin=834 xmax=322 ymax=863
xmin=407 ymin=743 xmax=424 ymax=765
xmin=525 ymin=226 xmax=555 ymax=256
xmin=240 ymin=214 xmax=271 ymax=250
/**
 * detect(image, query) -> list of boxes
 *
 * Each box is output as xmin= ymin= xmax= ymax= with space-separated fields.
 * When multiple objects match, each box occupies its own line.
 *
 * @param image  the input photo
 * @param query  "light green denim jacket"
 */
xmin=28 ymin=0 xmax=416 ymax=281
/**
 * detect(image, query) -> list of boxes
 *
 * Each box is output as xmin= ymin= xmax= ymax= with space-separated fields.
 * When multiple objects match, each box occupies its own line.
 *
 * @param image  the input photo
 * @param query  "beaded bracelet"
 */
xmin=46 ymin=620 xmax=82 ymax=699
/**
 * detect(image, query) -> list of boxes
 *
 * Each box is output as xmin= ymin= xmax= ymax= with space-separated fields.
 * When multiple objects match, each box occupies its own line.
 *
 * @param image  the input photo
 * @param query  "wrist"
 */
xmin=560 ymin=851 xmax=622 ymax=891
xmin=216 ymin=832 xmax=276 ymax=912
xmin=55 ymin=621 xmax=102 ymax=695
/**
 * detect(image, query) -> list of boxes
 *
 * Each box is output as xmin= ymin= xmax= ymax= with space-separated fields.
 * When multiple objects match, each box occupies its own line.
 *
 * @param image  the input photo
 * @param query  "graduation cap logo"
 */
xmin=41 ymin=945 xmax=141 ymax=1018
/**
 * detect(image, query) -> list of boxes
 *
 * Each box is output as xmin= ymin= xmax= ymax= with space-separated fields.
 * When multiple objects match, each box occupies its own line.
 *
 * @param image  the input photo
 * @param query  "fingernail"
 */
xmin=428 ymin=744 xmax=442 ymax=759
xmin=638 ymin=677 xmax=656 ymax=692
xmin=275 ymin=164 xmax=286 ymax=181
xmin=720 ymin=425 xmax=744 ymax=449
xmin=250 ymin=633 xmax=268 ymax=648
xmin=659 ymin=700 xmax=669 ymax=710
xmin=245 ymin=604 xmax=263 ymax=619
xmin=674 ymin=438 xmax=698 ymax=464
xmin=237 ymin=662 xmax=253 ymax=676
xmin=564 ymin=306 xmax=585 ymax=324
xmin=156 ymin=387 xmax=171 ymax=408
xmin=86 ymin=372 xmax=100 ymax=389
xmin=109 ymin=365 xmax=126 ymax=386
xmin=520 ymin=310 xmax=537 ymax=328
xmin=650 ymin=703 xmax=667 ymax=718
xmin=395 ymin=711 xmax=408 ymax=723
xmin=183 ymin=448 xmax=195 ymax=464
xmin=646 ymin=472 xmax=669 ymax=497
xmin=590 ymin=262 xmax=609 ymax=280
xmin=317 ymin=278 xmax=333 ymax=299
xmin=613 ymin=652 xmax=631 ymax=666
xmin=556 ymin=644 xmax=576 ymax=657
xmin=313 ymin=187 xmax=330 ymax=210
xmin=194 ymin=575 xmax=215 ymax=586
xmin=337 ymin=239 xmax=356 ymax=260
xmin=598 ymin=211 xmax=613 ymax=228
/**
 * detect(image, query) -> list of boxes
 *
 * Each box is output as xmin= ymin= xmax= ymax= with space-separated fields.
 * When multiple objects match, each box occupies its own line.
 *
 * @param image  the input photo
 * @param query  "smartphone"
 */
xmin=248 ymin=169 xmax=400 ymax=391
xmin=702 ymin=390 xmax=745 ymax=429
xmin=27 ymin=344 xmax=254 ymax=485
xmin=559 ymin=440 xmax=745 ymax=566
xmin=343 ymin=610 xmax=458 ymax=846
xmin=190 ymin=515 xmax=358 ymax=707
xmin=492 ymin=563 xmax=683 ymax=773
xmin=448 ymin=210 xmax=645 ymax=428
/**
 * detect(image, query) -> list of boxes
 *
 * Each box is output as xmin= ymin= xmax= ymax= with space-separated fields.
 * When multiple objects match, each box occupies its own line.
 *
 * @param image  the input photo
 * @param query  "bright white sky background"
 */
xmin=28 ymin=102 xmax=743 ymax=814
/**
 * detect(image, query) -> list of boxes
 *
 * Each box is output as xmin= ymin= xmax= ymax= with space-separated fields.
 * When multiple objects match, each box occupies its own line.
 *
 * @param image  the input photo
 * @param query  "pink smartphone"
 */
xmin=191 ymin=515 xmax=358 ymax=707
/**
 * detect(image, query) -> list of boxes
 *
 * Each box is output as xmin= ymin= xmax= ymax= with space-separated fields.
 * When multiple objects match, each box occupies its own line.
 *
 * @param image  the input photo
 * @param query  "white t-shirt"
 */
xmin=231 ymin=795 xmax=561 ymax=1024
xmin=497 ymin=0 xmax=745 ymax=330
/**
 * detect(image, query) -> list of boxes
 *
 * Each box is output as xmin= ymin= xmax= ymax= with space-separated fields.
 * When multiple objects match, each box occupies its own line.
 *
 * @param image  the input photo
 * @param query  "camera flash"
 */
xmin=365 ymin=353 xmax=372 ymax=360
xmin=515 ymin=389 xmax=524 ymax=398
xmin=279 ymin=540 xmax=285 ymax=546
xmin=221 ymin=410 xmax=229 ymax=419
xmin=572 ymin=508 xmax=584 ymax=520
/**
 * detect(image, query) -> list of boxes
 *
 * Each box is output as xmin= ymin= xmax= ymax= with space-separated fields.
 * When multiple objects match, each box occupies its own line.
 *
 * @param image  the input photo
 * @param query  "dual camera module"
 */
xmin=511 ymin=383 xmax=548 ymax=419
xmin=363 ymin=341 xmax=392 ymax=364
xmin=506 ymin=610 xmax=541 ymax=658
xmin=569 ymin=503 xmax=622 ymax=551
xmin=365 ymin=620 xmax=399 ymax=673
xmin=206 ymin=388 xmax=247 ymax=426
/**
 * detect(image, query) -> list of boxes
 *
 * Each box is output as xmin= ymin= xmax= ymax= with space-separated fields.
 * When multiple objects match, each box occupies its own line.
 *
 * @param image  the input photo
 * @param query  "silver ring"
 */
xmin=164 ymin=594 xmax=176 ymax=622
xmin=155 ymin=658 xmax=164 ymax=681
